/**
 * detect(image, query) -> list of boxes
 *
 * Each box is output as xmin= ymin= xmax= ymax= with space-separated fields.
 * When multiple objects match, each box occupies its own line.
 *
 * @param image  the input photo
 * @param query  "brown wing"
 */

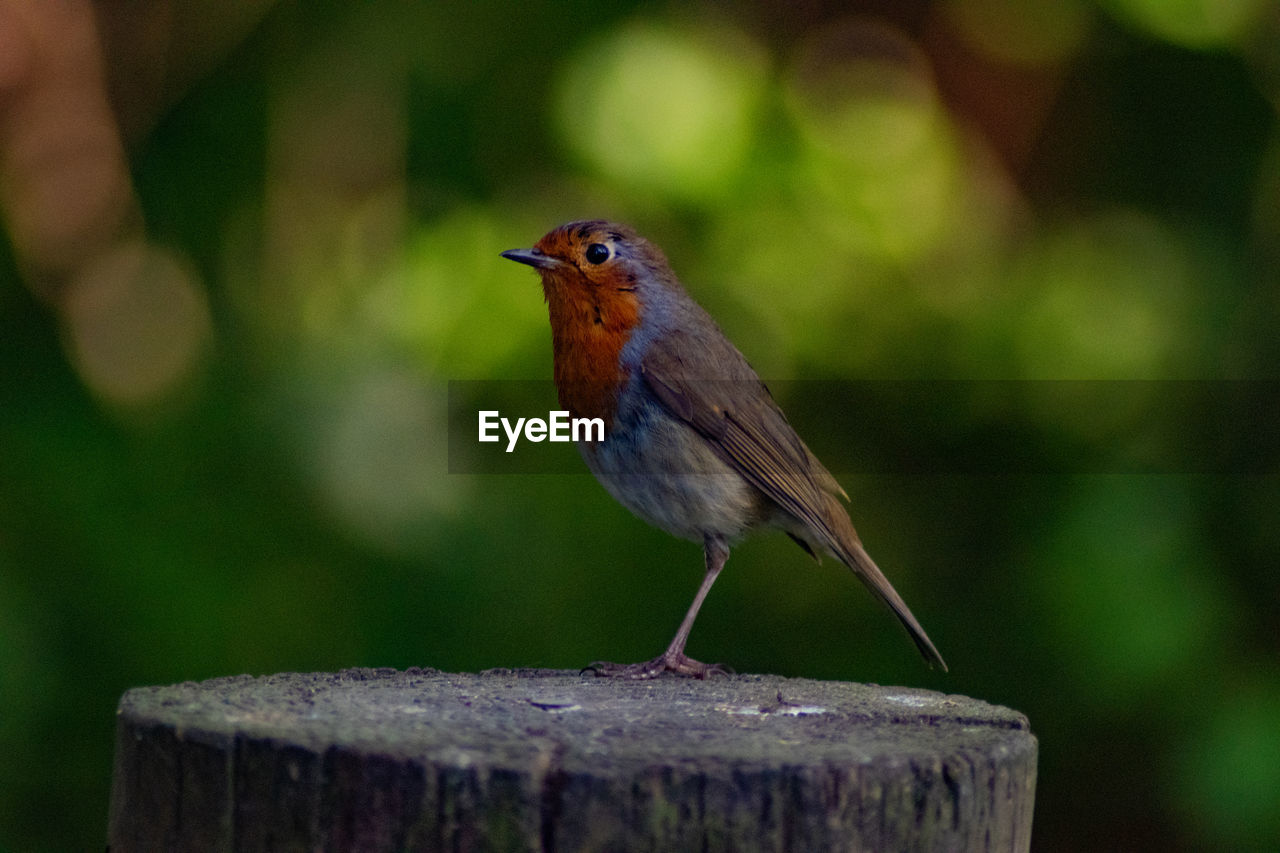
xmin=640 ymin=331 xmax=948 ymax=671
xmin=639 ymin=332 xmax=847 ymax=546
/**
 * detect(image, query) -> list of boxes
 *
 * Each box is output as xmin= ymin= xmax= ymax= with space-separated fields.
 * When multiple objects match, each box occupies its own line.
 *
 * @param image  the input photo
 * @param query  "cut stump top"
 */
xmin=109 ymin=668 xmax=1037 ymax=852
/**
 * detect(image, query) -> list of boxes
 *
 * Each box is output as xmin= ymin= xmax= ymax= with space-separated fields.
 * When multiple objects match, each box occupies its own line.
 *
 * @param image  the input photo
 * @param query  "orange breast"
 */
xmin=545 ymin=278 xmax=640 ymax=427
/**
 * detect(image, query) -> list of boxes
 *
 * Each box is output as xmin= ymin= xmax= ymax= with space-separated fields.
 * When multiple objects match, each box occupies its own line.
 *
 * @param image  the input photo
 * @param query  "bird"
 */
xmin=501 ymin=220 xmax=946 ymax=678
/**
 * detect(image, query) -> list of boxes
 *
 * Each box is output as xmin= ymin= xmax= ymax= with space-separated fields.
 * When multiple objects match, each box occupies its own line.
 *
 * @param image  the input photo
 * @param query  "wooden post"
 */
xmin=108 ymin=668 xmax=1036 ymax=852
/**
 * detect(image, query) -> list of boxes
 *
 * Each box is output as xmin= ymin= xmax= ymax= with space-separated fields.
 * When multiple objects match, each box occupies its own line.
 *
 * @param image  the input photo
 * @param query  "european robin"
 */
xmin=501 ymin=220 xmax=946 ymax=677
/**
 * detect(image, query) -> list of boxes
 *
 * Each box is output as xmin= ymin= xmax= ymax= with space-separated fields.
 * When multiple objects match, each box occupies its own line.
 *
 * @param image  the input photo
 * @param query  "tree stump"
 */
xmin=108 ymin=668 xmax=1036 ymax=852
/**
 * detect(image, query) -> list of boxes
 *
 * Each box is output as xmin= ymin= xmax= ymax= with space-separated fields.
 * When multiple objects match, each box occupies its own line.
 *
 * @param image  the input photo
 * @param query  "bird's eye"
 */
xmin=584 ymin=243 xmax=610 ymax=265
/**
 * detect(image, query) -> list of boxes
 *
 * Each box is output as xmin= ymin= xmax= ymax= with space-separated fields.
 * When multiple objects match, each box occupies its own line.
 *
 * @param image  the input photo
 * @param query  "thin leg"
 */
xmin=589 ymin=537 xmax=732 ymax=679
xmin=659 ymin=537 xmax=727 ymax=664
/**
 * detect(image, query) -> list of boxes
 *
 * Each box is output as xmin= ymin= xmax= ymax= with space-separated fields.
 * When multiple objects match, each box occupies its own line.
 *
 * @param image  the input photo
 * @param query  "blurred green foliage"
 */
xmin=1 ymin=1 xmax=1278 ymax=850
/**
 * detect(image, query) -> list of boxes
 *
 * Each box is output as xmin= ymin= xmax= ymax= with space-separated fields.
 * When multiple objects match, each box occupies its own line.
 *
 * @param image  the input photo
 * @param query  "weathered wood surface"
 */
xmin=108 ymin=668 xmax=1036 ymax=852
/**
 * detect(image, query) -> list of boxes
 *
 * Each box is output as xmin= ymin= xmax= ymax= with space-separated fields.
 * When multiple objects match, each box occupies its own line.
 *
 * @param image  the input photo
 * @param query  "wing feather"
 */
xmin=640 ymin=331 xmax=948 ymax=671
xmin=640 ymin=339 xmax=841 ymax=547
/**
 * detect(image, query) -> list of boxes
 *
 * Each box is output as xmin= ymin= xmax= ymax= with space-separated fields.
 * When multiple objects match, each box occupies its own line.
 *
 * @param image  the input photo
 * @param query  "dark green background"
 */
xmin=2 ymin=1 xmax=1278 ymax=850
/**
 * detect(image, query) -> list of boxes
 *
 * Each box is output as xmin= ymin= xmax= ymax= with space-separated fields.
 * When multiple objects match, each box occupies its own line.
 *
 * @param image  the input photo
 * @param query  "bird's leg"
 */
xmin=655 ymin=537 xmax=730 ymax=675
xmin=589 ymin=537 xmax=732 ymax=679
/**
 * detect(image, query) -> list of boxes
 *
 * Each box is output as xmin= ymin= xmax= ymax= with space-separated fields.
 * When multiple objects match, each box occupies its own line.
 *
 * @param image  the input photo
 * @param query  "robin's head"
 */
xmin=503 ymin=220 xmax=673 ymax=419
xmin=500 ymin=220 xmax=678 ymax=308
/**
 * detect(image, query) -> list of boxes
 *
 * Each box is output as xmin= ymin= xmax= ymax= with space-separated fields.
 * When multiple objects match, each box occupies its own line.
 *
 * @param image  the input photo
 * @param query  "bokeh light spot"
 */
xmin=1035 ymin=476 xmax=1225 ymax=701
xmin=787 ymin=20 xmax=961 ymax=263
xmin=556 ymin=22 xmax=765 ymax=201
xmin=378 ymin=209 xmax=546 ymax=376
xmin=60 ymin=242 xmax=212 ymax=408
xmin=944 ymin=0 xmax=1093 ymax=66
xmin=1172 ymin=685 xmax=1280 ymax=849
xmin=788 ymin=20 xmax=938 ymax=169
xmin=703 ymin=202 xmax=873 ymax=372
xmin=311 ymin=369 xmax=462 ymax=556
xmin=1011 ymin=211 xmax=1192 ymax=378
xmin=1102 ymin=0 xmax=1271 ymax=49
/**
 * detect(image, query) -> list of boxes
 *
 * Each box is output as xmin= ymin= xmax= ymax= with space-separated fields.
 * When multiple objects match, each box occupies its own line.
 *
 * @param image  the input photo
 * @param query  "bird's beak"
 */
xmin=500 ymin=248 xmax=561 ymax=270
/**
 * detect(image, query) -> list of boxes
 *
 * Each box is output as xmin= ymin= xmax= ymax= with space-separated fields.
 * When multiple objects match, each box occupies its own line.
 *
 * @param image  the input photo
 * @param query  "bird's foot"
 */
xmin=584 ymin=652 xmax=733 ymax=680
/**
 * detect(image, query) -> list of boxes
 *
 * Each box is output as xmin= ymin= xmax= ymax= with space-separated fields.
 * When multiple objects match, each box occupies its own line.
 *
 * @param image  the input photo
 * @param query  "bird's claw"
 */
xmin=584 ymin=653 xmax=733 ymax=680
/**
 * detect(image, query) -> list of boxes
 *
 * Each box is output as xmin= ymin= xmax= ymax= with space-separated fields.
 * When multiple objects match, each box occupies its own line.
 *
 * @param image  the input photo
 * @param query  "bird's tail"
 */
xmin=823 ymin=505 xmax=948 ymax=672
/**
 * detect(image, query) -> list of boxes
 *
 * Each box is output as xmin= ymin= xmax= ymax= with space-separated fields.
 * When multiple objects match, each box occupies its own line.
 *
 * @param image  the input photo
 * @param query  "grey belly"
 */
xmin=580 ymin=405 xmax=765 ymax=544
